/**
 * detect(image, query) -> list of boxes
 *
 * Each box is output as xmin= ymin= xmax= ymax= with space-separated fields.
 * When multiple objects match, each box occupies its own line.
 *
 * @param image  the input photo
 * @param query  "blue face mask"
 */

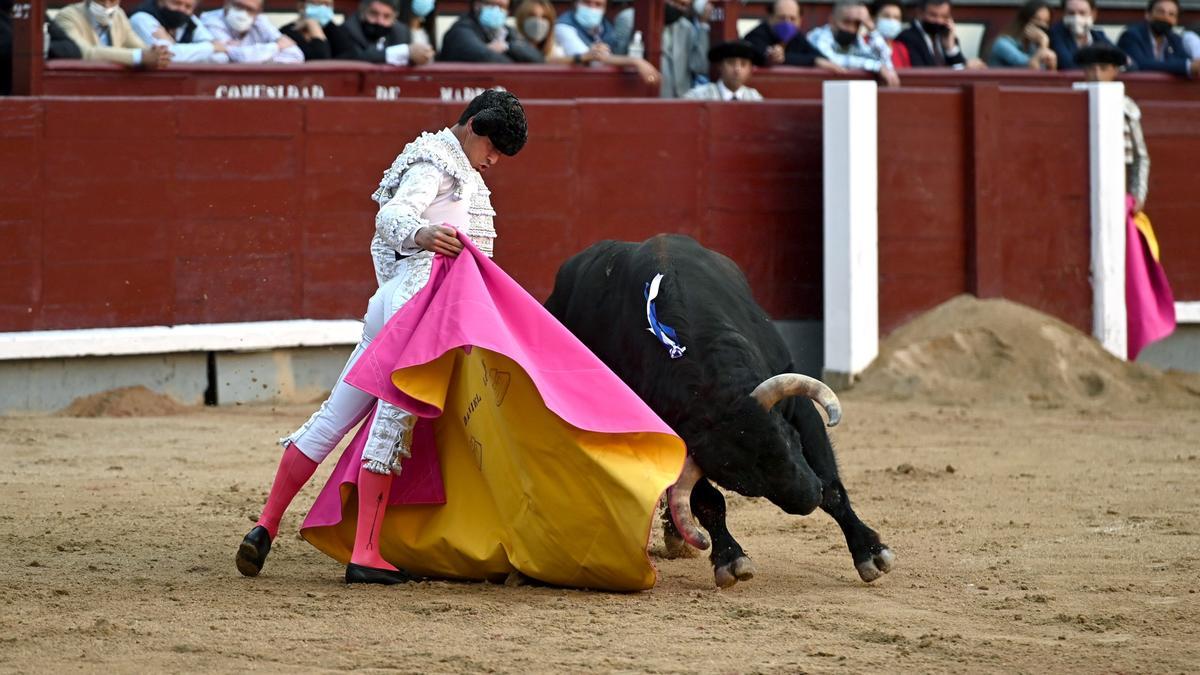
xmin=478 ymin=4 xmax=507 ymax=30
xmin=410 ymin=0 xmax=434 ymax=18
xmin=574 ymin=4 xmax=603 ymax=31
xmin=304 ymin=3 xmax=334 ymax=24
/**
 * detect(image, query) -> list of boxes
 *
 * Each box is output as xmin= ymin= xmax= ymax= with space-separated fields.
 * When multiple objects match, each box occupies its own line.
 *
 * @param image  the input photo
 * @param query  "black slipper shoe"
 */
xmin=235 ymin=526 xmax=272 ymax=577
xmin=345 ymin=562 xmax=414 ymax=585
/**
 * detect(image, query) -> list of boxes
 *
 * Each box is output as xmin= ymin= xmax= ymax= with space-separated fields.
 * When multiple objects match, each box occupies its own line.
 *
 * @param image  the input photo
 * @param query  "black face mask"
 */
xmin=157 ymin=5 xmax=190 ymax=29
xmin=664 ymin=4 xmax=684 ymax=25
xmin=834 ymin=29 xmax=858 ymax=47
xmin=362 ymin=20 xmax=389 ymax=40
xmin=922 ymin=20 xmax=948 ymax=36
xmin=1149 ymin=19 xmax=1173 ymax=37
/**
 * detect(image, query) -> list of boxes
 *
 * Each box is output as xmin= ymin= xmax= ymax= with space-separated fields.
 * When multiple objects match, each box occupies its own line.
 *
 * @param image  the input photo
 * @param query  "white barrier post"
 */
xmin=822 ymin=80 xmax=879 ymax=389
xmin=1075 ymin=81 xmax=1127 ymax=359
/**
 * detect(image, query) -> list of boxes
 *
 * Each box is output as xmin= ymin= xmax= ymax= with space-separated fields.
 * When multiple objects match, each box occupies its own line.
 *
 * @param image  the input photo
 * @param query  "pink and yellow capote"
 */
xmin=299 ymin=236 xmax=687 ymax=591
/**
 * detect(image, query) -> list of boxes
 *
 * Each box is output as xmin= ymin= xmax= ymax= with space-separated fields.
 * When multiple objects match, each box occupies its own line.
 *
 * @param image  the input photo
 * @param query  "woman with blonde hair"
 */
xmin=514 ymin=0 xmax=571 ymax=62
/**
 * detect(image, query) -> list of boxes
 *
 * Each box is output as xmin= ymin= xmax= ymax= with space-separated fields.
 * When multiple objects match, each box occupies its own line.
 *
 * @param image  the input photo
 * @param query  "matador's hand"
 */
xmin=416 ymin=224 xmax=464 ymax=257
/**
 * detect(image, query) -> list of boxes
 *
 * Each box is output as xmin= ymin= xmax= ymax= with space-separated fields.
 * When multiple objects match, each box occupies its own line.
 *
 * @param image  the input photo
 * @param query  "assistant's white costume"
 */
xmin=282 ymin=129 xmax=496 ymax=475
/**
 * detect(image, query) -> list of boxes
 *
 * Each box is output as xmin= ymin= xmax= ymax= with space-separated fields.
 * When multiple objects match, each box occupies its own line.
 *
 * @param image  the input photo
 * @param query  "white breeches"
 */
xmin=281 ymin=257 xmax=434 ymax=475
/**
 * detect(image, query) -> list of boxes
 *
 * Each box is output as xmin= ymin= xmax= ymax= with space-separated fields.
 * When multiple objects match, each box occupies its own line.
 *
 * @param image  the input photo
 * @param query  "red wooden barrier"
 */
xmin=752 ymin=68 xmax=1200 ymax=103
xmin=42 ymin=62 xmax=655 ymax=99
xmin=0 ymin=98 xmax=824 ymax=332
xmin=1 ymin=92 xmax=1192 ymax=339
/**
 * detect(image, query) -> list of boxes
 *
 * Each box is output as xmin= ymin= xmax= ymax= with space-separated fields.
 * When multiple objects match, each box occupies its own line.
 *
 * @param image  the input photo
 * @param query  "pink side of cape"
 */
xmin=1126 ymin=196 xmax=1177 ymax=360
xmin=301 ymin=235 xmax=679 ymax=530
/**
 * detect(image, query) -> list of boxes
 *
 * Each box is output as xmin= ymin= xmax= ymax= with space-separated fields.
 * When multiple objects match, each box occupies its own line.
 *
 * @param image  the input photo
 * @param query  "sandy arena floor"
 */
xmin=2 ymin=391 xmax=1198 ymax=673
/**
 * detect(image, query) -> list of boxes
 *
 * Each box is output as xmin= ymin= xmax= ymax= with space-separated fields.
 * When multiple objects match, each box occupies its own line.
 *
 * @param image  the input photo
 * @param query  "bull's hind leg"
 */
xmin=690 ymin=479 xmax=756 ymax=588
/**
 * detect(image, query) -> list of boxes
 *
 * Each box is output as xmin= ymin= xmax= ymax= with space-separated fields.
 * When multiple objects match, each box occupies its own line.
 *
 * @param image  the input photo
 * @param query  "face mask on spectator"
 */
xmin=834 ymin=28 xmax=858 ymax=47
xmin=1148 ymin=19 xmax=1172 ymax=37
xmin=772 ymin=21 xmax=798 ymax=43
xmin=225 ymin=7 xmax=254 ymax=32
xmin=876 ymin=17 xmax=902 ymax=39
xmin=523 ymin=16 xmax=550 ymax=42
xmin=664 ymin=3 xmax=684 ymax=24
xmin=478 ymin=4 xmax=507 ymax=30
xmin=89 ymin=1 xmax=118 ymax=26
xmin=362 ymin=19 xmax=389 ymax=39
xmin=921 ymin=20 xmax=948 ymax=36
xmin=691 ymin=0 xmax=707 ymax=17
xmin=157 ymin=5 xmax=190 ymax=29
xmin=305 ymin=3 xmax=334 ymax=24
xmin=1063 ymin=14 xmax=1092 ymax=36
xmin=410 ymin=0 xmax=435 ymax=18
xmin=574 ymin=4 xmax=603 ymax=31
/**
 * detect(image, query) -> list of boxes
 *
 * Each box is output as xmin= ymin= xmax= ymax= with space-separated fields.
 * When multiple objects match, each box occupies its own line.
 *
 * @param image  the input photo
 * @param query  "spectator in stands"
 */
xmin=328 ymin=0 xmax=433 ymax=65
xmin=744 ymin=0 xmax=839 ymax=71
xmin=130 ymin=0 xmax=229 ymax=63
xmin=894 ymin=0 xmax=953 ymax=67
xmin=986 ymin=0 xmax=1057 ymax=69
xmin=1049 ymin=0 xmax=1114 ymax=69
xmin=808 ymin=0 xmax=901 ymax=86
xmin=440 ymin=0 xmax=543 ymax=62
xmin=656 ymin=0 xmax=707 ymax=96
xmin=514 ymin=0 xmax=569 ymax=62
xmin=871 ymin=0 xmax=910 ymax=68
xmin=1184 ymin=24 xmax=1200 ymax=58
xmin=280 ymin=0 xmax=335 ymax=61
xmin=1118 ymin=0 xmax=1199 ymax=78
xmin=684 ymin=39 xmax=764 ymax=100
xmin=53 ymin=0 xmax=172 ymax=68
xmin=1078 ymin=43 xmax=1149 ymax=211
xmin=403 ymin=0 xmax=437 ymax=51
xmin=201 ymin=0 xmax=304 ymax=63
xmin=608 ymin=0 xmax=701 ymax=94
xmin=552 ymin=0 xmax=659 ymax=86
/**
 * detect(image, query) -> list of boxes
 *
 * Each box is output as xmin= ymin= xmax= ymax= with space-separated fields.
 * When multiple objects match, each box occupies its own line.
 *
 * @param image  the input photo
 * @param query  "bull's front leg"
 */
xmin=818 ymin=479 xmax=895 ymax=583
xmin=673 ymin=479 xmax=755 ymax=588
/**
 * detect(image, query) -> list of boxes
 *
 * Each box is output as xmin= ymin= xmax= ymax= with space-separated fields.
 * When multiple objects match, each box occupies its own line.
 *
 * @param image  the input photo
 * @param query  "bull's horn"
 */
xmin=750 ymin=374 xmax=842 ymax=427
xmin=666 ymin=455 xmax=711 ymax=551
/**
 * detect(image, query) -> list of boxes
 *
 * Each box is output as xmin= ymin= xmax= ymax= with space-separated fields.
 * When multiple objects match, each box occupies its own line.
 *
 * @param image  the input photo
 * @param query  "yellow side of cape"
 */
xmin=301 ymin=347 xmax=686 ymax=592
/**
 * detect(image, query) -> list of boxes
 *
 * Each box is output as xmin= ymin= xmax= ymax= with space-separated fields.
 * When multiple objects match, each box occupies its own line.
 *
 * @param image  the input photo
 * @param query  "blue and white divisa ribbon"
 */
xmin=643 ymin=273 xmax=686 ymax=359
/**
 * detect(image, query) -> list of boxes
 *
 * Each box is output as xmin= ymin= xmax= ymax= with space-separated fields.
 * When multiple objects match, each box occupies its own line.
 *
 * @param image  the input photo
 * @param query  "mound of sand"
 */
xmin=58 ymin=386 xmax=191 ymax=418
xmin=853 ymin=295 xmax=1200 ymax=408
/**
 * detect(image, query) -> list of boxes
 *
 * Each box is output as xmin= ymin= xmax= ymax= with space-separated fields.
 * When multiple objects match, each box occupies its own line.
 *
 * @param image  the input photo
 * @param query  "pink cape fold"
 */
xmin=1126 ymin=196 xmax=1176 ymax=360
xmin=301 ymin=235 xmax=679 ymax=531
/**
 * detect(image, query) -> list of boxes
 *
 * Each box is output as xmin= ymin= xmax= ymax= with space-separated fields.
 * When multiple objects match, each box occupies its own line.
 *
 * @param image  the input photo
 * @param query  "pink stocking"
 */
xmin=255 ymin=443 xmax=319 ymax=540
xmin=349 ymin=465 xmax=397 ymax=571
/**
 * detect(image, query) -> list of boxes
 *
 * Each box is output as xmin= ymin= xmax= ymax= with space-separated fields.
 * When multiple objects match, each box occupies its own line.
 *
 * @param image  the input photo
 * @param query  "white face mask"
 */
xmin=225 ymin=7 xmax=255 ymax=33
xmin=89 ymin=1 xmax=118 ymax=26
xmin=522 ymin=16 xmax=550 ymax=42
xmin=1064 ymin=14 xmax=1093 ymax=37
xmin=692 ymin=0 xmax=708 ymax=18
xmin=876 ymin=17 xmax=902 ymax=39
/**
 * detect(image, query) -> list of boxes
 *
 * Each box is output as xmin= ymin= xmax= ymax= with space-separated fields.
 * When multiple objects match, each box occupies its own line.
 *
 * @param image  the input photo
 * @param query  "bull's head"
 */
xmin=666 ymin=374 xmax=841 ymax=550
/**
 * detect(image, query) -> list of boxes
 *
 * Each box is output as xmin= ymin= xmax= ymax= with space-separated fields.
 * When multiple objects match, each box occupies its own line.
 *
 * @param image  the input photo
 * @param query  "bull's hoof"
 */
xmin=714 ymin=556 xmax=756 ymax=588
xmin=855 ymin=545 xmax=896 ymax=583
xmin=662 ymin=530 xmax=700 ymax=559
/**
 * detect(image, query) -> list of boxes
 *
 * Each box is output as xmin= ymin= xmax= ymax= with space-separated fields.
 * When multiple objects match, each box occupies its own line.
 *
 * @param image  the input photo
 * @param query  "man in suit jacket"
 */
xmin=53 ymin=0 xmax=171 ymax=67
xmin=1117 ymin=0 xmax=1199 ymax=79
xmin=329 ymin=0 xmax=432 ymax=65
xmin=1049 ymin=0 xmax=1115 ymax=70
xmin=440 ymin=0 xmax=542 ymax=62
xmin=894 ymin=0 xmax=967 ymax=67
xmin=743 ymin=0 xmax=835 ymax=69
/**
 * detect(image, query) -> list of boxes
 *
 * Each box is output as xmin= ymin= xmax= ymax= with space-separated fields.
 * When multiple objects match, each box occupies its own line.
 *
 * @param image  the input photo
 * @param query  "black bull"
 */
xmin=545 ymin=235 xmax=894 ymax=587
